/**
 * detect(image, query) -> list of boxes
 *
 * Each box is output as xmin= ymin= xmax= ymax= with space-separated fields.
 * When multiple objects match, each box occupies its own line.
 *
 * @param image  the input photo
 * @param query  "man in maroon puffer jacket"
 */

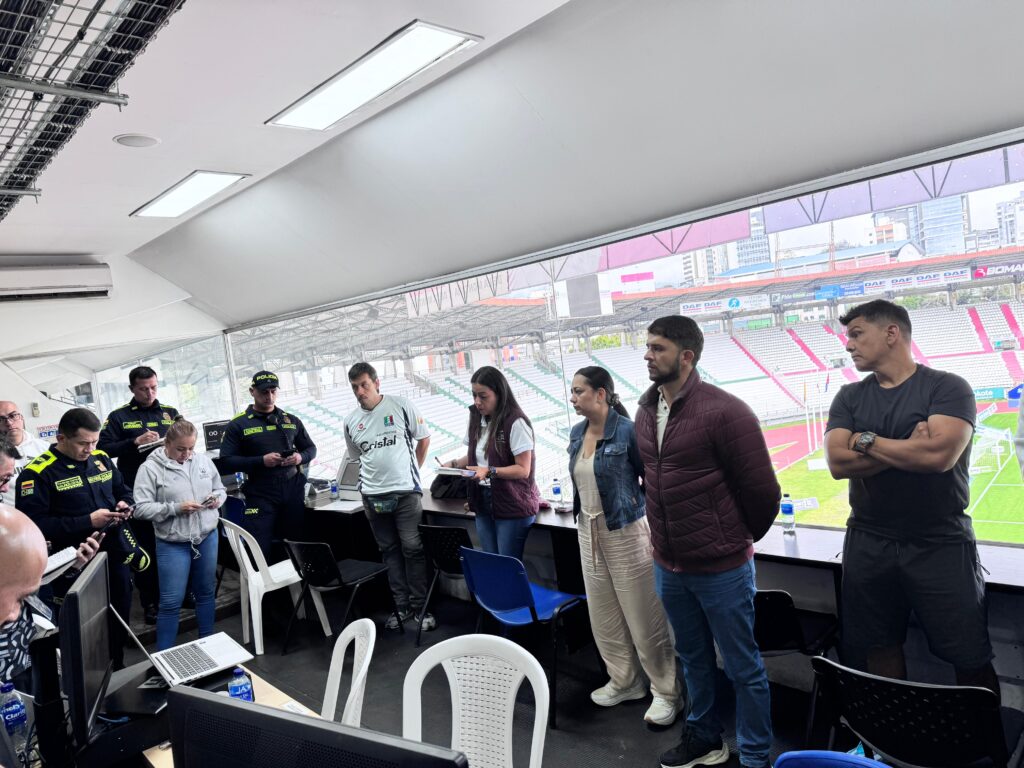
xmin=636 ymin=315 xmax=780 ymax=768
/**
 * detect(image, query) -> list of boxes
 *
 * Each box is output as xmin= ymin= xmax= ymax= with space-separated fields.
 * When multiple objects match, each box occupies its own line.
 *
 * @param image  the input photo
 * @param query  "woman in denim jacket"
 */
xmin=568 ymin=366 xmax=680 ymax=726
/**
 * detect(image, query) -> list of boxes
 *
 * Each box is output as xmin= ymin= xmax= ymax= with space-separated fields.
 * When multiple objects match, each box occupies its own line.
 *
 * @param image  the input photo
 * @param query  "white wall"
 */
xmin=0 ymin=363 xmax=71 ymax=437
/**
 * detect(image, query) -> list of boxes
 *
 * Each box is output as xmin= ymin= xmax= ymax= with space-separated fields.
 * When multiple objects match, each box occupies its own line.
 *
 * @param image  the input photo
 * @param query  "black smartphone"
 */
xmin=100 ymin=518 xmax=120 ymax=533
xmin=280 ymin=449 xmax=296 ymax=458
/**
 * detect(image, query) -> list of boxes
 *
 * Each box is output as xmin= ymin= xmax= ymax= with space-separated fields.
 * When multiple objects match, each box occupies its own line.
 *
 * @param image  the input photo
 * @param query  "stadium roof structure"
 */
xmin=715 ymin=241 xmax=918 ymax=279
xmin=219 ymin=244 xmax=1024 ymax=373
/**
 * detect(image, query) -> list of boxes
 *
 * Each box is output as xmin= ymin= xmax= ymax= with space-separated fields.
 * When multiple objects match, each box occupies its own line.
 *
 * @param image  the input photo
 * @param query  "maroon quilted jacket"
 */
xmin=635 ymin=370 xmax=781 ymax=574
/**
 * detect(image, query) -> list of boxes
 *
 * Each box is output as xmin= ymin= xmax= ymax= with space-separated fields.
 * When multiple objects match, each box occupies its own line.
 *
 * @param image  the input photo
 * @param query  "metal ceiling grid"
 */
xmin=0 ymin=0 xmax=185 ymax=219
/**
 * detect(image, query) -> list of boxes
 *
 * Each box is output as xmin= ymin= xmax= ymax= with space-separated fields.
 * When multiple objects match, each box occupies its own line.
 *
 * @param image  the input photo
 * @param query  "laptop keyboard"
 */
xmin=160 ymin=643 xmax=218 ymax=679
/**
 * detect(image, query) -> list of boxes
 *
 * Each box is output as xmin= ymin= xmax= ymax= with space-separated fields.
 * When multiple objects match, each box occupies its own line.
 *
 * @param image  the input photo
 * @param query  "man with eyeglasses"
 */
xmin=0 ymin=401 xmax=50 ymax=505
xmin=99 ymin=366 xmax=180 ymax=624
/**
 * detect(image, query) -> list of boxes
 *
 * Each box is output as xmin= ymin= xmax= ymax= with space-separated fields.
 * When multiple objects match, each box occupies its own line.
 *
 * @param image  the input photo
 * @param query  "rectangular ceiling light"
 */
xmin=269 ymin=20 xmax=480 ymax=131
xmin=131 ymin=171 xmax=249 ymax=218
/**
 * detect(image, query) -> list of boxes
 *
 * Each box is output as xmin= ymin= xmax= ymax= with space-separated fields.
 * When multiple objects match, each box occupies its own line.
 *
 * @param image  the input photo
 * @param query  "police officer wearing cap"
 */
xmin=219 ymin=371 xmax=317 ymax=557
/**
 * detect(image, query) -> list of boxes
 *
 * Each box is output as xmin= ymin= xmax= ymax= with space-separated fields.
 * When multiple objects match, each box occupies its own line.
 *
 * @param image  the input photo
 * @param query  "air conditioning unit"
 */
xmin=0 ymin=264 xmax=112 ymax=301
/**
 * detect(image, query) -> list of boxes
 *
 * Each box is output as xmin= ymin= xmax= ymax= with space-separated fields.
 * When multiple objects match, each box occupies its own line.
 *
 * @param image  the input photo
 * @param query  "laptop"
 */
xmin=111 ymin=607 xmax=252 ymax=686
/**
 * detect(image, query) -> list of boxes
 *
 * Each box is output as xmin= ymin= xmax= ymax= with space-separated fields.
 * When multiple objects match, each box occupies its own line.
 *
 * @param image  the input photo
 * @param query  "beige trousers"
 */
xmin=578 ymin=514 xmax=680 ymax=700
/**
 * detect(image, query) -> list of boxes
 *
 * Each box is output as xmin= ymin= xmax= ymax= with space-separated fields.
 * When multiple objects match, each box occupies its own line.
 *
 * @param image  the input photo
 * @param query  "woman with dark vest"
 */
xmin=444 ymin=366 xmax=539 ymax=560
xmin=567 ymin=366 xmax=680 ymax=726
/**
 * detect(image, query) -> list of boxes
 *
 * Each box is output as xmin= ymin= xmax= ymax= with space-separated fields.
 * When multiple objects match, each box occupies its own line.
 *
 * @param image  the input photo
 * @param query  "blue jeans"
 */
xmin=155 ymin=534 xmax=218 ymax=651
xmin=474 ymin=488 xmax=534 ymax=560
xmin=655 ymin=560 xmax=772 ymax=768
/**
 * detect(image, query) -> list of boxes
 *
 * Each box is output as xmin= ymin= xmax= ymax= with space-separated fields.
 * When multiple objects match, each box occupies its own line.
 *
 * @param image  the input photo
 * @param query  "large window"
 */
xmin=97 ymin=141 xmax=1024 ymax=545
xmin=96 ymin=335 xmax=234 ymax=433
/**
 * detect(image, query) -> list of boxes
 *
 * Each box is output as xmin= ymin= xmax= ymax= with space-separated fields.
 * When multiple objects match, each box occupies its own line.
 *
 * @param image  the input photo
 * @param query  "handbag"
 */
xmin=429 ymin=472 xmax=468 ymax=500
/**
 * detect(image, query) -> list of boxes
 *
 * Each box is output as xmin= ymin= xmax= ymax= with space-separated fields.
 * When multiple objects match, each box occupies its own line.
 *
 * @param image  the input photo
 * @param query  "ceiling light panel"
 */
xmin=131 ymin=171 xmax=249 ymax=218
xmin=269 ymin=21 xmax=480 ymax=131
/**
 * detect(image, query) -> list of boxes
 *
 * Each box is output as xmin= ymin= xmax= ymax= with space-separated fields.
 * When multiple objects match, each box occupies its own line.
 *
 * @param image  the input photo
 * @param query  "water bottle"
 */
xmin=227 ymin=667 xmax=254 ymax=702
xmin=551 ymin=477 xmax=562 ymax=509
xmin=330 ymin=478 xmax=339 ymax=500
xmin=1 ymin=682 xmax=28 ymax=761
xmin=780 ymin=493 xmax=795 ymax=536
xmin=235 ymin=471 xmax=244 ymax=489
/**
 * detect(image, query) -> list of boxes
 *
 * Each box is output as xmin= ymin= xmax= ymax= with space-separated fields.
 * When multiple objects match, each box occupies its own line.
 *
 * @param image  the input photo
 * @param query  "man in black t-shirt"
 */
xmin=824 ymin=299 xmax=997 ymax=696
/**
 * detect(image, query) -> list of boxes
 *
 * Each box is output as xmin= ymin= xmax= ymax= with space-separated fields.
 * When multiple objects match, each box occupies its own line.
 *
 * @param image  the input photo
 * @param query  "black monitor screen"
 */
xmin=59 ymin=553 xmax=112 ymax=748
xmin=204 ymin=420 xmax=230 ymax=451
xmin=168 ymin=686 xmax=467 ymax=768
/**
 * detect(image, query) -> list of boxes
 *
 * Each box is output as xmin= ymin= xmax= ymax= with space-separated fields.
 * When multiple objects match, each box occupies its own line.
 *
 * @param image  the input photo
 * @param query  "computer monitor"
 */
xmin=334 ymin=457 xmax=361 ymax=500
xmin=59 ymin=553 xmax=113 ymax=748
xmin=168 ymin=686 xmax=468 ymax=767
xmin=203 ymin=419 xmax=230 ymax=451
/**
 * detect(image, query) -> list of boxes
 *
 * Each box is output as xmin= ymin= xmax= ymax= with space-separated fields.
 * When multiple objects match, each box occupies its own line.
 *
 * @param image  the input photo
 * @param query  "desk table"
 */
xmin=143 ymin=669 xmax=316 ymax=768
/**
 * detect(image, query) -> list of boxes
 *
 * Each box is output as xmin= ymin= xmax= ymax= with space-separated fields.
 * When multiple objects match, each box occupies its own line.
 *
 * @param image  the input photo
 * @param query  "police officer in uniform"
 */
xmin=16 ymin=408 xmax=148 ymax=668
xmin=219 ymin=371 xmax=317 ymax=557
xmin=99 ymin=366 xmax=180 ymax=624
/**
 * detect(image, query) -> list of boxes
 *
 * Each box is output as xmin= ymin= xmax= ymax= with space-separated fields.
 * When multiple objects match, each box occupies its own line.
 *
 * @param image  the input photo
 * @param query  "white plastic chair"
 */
xmin=220 ymin=518 xmax=330 ymax=655
xmin=403 ymin=634 xmax=549 ymax=768
xmin=321 ymin=618 xmax=376 ymax=726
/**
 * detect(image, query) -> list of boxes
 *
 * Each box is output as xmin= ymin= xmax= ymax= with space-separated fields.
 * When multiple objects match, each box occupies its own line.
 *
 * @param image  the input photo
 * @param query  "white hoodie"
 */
xmin=133 ymin=448 xmax=226 ymax=543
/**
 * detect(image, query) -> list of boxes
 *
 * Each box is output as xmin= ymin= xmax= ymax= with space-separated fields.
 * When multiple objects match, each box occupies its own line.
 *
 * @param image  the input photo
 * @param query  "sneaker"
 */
xmin=415 ymin=611 xmax=437 ymax=632
xmin=590 ymin=678 xmax=647 ymax=707
xmin=659 ymin=728 xmax=729 ymax=768
xmin=644 ymin=696 xmax=680 ymax=726
xmin=120 ymin=526 xmax=151 ymax=573
xmin=385 ymin=609 xmax=412 ymax=630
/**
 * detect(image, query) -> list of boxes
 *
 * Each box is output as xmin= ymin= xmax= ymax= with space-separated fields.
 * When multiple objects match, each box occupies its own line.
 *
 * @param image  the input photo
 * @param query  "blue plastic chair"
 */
xmin=459 ymin=546 xmax=585 ymax=728
xmin=775 ymin=751 xmax=888 ymax=767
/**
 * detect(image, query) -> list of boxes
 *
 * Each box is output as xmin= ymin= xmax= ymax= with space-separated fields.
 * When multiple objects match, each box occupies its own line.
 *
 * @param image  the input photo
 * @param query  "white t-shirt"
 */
xmin=2 ymin=433 xmax=50 ymax=505
xmin=657 ymin=388 xmax=671 ymax=452
xmin=463 ymin=416 xmax=534 ymax=466
xmin=344 ymin=395 xmax=430 ymax=496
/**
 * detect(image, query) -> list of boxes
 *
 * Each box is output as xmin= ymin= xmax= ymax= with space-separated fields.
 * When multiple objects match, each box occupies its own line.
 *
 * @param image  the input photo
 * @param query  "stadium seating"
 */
xmin=907 ymin=306 xmax=981 ymax=356
xmin=735 ymin=327 xmax=816 ymax=374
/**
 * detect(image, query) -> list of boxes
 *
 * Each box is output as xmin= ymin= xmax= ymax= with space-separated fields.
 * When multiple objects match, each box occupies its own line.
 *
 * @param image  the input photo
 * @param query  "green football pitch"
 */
xmin=772 ymin=410 xmax=1024 ymax=544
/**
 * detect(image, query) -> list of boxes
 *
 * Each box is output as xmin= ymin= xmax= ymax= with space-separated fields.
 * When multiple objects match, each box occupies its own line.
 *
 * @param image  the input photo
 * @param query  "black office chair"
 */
xmin=754 ymin=590 xmax=839 ymax=745
xmin=812 ymin=656 xmax=1024 ymax=767
xmin=415 ymin=524 xmax=473 ymax=647
xmin=281 ymin=540 xmax=404 ymax=654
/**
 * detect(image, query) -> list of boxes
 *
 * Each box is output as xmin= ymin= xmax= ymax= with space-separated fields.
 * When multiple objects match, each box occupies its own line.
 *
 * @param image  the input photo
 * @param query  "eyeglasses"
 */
xmin=0 ymin=412 xmax=22 ymax=422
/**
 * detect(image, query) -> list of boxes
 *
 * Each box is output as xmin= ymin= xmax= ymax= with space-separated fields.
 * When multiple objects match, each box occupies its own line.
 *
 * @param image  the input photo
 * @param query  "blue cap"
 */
xmin=232 ymin=667 xmax=245 ymax=675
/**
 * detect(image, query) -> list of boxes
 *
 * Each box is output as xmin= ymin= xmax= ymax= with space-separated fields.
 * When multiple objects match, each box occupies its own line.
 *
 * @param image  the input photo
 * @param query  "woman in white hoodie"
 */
xmin=134 ymin=418 xmax=225 ymax=650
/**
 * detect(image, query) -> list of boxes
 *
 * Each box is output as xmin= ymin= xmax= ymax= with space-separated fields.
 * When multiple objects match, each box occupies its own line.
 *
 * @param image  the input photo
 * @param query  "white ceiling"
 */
xmin=4 ymin=0 xmax=1024 ymax=391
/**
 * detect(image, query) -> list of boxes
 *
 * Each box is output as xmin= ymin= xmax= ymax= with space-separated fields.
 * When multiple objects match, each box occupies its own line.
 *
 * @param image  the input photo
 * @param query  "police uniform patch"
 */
xmin=94 ymin=459 xmax=107 ymax=472
xmin=55 ymin=476 xmax=84 ymax=492
xmin=19 ymin=479 xmax=33 ymax=497
xmin=162 ymin=412 xmax=171 ymax=421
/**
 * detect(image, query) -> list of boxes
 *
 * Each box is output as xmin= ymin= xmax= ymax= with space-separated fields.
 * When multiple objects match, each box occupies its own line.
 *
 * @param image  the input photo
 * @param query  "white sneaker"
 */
xmin=590 ymin=679 xmax=647 ymax=707
xmin=644 ymin=696 xmax=680 ymax=726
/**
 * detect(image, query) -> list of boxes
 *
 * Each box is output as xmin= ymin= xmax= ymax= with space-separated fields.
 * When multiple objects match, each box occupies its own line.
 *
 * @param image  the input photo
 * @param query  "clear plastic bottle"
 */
xmin=330 ymin=478 xmax=339 ymax=500
xmin=551 ymin=477 xmax=562 ymax=509
xmin=1 ymin=681 xmax=28 ymax=761
xmin=780 ymin=493 xmax=796 ymax=536
xmin=235 ymin=471 xmax=245 ymax=489
xmin=227 ymin=667 xmax=254 ymax=702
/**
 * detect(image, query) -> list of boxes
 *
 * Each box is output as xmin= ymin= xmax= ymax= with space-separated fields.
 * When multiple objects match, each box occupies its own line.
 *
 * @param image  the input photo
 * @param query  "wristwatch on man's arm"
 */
xmin=488 ymin=466 xmax=498 ymax=479
xmin=852 ymin=431 xmax=877 ymax=454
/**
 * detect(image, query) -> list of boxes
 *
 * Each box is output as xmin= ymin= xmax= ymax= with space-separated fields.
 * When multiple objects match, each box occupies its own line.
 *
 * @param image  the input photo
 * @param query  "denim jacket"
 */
xmin=567 ymin=409 xmax=645 ymax=531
